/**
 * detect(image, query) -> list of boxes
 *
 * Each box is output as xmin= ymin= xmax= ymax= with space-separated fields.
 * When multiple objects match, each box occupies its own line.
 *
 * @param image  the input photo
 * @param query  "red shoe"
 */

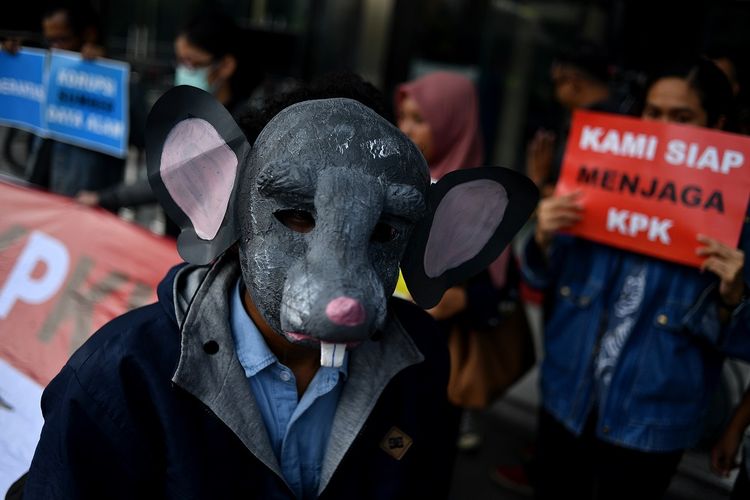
xmin=489 ymin=464 xmax=533 ymax=496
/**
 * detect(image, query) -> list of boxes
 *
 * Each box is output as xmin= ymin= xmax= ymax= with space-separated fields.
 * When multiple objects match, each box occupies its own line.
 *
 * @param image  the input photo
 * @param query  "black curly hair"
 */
xmin=237 ymin=71 xmax=387 ymax=144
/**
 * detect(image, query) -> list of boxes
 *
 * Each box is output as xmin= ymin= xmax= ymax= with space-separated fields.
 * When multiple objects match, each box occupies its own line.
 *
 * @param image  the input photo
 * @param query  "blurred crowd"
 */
xmin=1 ymin=1 xmax=749 ymax=499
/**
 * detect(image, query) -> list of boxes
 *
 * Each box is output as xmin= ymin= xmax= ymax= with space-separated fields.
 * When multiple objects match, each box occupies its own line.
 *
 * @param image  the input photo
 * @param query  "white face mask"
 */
xmin=174 ymin=65 xmax=213 ymax=92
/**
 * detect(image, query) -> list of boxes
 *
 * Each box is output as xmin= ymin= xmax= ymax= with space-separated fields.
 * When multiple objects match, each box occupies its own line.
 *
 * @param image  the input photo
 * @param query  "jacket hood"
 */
xmin=156 ymin=261 xmax=209 ymax=329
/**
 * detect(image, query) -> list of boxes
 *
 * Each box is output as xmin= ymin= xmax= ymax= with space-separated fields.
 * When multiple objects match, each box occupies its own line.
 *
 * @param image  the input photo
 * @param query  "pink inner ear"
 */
xmin=423 ymin=179 xmax=508 ymax=278
xmin=160 ymin=118 xmax=238 ymax=240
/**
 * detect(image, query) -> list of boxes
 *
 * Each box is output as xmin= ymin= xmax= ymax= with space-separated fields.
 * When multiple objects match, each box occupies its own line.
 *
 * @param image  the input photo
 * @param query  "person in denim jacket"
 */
xmin=522 ymin=58 xmax=750 ymax=500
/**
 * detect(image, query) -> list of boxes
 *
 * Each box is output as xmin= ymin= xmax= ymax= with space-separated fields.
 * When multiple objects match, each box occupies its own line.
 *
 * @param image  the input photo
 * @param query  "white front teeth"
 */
xmin=320 ymin=342 xmax=346 ymax=367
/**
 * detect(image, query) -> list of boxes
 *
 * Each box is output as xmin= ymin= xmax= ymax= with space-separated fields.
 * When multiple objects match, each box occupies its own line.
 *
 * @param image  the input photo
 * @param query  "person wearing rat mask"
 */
xmin=22 ymin=85 xmax=537 ymax=499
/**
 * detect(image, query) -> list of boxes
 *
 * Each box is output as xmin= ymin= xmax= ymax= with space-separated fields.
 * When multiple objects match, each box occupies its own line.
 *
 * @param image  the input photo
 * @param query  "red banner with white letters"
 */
xmin=0 ymin=180 xmax=181 ymax=386
xmin=556 ymin=111 xmax=750 ymax=267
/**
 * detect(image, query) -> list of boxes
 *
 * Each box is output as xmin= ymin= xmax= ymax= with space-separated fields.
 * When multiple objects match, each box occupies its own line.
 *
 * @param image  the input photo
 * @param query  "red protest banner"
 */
xmin=556 ymin=111 xmax=750 ymax=267
xmin=0 ymin=180 xmax=181 ymax=386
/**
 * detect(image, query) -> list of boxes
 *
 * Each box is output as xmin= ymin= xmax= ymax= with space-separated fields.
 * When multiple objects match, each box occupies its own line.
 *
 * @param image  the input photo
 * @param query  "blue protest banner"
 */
xmin=0 ymin=48 xmax=47 ymax=133
xmin=45 ymin=50 xmax=129 ymax=158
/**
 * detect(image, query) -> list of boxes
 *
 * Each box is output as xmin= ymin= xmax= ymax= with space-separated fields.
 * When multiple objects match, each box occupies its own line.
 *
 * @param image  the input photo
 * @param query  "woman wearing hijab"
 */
xmin=395 ymin=72 xmax=484 ymax=182
xmin=395 ymin=72 xmax=522 ymax=450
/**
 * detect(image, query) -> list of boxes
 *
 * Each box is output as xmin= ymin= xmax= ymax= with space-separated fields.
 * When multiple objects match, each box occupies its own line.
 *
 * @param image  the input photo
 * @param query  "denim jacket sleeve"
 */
xmin=680 ymin=212 xmax=750 ymax=359
xmin=723 ymin=298 xmax=750 ymax=359
xmin=718 ymin=210 xmax=750 ymax=357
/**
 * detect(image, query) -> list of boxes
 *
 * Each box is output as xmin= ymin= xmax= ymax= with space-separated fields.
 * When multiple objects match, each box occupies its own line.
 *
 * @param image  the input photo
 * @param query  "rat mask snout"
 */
xmin=277 ymin=167 xmax=394 ymax=347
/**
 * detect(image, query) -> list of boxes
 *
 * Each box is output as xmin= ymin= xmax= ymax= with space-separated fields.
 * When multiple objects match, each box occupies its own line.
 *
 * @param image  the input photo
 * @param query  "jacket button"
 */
xmin=560 ymin=286 xmax=571 ymax=297
xmin=578 ymin=296 xmax=590 ymax=306
xmin=656 ymin=314 xmax=668 ymax=325
xmin=203 ymin=340 xmax=220 ymax=354
xmin=602 ymin=426 xmax=610 ymax=434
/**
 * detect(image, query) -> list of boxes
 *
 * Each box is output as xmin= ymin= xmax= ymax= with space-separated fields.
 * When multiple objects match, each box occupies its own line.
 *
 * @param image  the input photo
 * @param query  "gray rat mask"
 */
xmin=146 ymin=86 xmax=538 ymax=366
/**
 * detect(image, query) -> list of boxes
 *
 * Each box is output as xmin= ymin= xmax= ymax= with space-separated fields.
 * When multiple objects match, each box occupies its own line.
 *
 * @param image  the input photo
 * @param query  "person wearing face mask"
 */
xmin=522 ymin=58 xmax=749 ymax=500
xmin=172 ymin=12 xmax=259 ymax=114
xmin=75 ymin=12 xmax=261 ymax=229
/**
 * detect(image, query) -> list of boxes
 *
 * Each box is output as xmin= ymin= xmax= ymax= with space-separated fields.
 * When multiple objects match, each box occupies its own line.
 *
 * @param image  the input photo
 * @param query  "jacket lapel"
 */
xmin=171 ymin=256 xmax=286 ymax=484
xmin=171 ymin=255 xmax=425 ymax=497
xmin=318 ymin=314 xmax=424 ymax=494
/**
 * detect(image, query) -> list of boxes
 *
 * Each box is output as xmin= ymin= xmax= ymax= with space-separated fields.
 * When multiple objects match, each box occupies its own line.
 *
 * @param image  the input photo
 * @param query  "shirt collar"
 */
xmin=231 ymin=280 xmax=277 ymax=377
xmin=230 ymin=280 xmax=349 ymax=379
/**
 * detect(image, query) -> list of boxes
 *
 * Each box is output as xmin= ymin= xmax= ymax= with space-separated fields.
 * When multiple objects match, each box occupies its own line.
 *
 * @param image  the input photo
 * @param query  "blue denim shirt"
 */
xmin=230 ymin=281 xmax=348 ymax=499
xmin=522 ymin=232 xmax=750 ymax=453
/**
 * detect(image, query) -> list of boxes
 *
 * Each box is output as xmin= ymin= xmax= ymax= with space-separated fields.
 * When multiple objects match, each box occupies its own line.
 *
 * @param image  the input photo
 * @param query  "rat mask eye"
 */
xmin=274 ymin=209 xmax=315 ymax=233
xmin=371 ymin=221 xmax=399 ymax=243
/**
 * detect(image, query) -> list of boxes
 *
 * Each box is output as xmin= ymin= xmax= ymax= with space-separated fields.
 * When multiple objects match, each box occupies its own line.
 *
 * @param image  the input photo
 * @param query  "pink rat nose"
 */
xmin=325 ymin=296 xmax=366 ymax=326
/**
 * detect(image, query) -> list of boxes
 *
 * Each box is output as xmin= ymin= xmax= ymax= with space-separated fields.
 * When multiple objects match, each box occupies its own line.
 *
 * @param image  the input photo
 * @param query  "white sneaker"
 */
xmin=457 ymin=410 xmax=482 ymax=451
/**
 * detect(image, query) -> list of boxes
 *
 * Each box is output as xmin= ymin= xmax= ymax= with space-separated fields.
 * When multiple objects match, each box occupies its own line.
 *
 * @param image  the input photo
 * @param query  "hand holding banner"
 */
xmin=556 ymin=111 xmax=750 ymax=267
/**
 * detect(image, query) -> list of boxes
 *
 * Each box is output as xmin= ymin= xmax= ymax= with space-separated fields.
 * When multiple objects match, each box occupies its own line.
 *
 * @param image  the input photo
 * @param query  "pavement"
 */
xmin=449 ymin=395 xmax=537 ymax=500
xmin=448 ymin=366 xmax=736 ymax=500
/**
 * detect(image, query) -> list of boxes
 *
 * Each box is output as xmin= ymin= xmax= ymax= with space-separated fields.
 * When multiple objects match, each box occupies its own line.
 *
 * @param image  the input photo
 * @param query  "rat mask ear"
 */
xmin=401 ymin=167 xmax=538 ymax=309
xmin=146 ymin=86 xmax=251 ymax=264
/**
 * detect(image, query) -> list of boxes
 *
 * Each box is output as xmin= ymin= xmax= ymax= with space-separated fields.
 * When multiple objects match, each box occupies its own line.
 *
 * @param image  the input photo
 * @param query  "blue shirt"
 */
xmin=230 ymin=281 xmax=348 ymax=499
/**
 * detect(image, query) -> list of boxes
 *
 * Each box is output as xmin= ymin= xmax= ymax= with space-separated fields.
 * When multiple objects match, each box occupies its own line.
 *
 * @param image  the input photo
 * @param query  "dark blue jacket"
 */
xmin=23 ymin=258 xmax=456 ymax=499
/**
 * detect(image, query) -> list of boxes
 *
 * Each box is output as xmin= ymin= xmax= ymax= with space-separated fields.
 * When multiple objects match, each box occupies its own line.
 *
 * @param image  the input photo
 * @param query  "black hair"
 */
xmin=180 ymin=11 xmax=238 ymax=62
xmin=237 ymin=71 xmax=387 ymax=143
xmin=554 ymin=40 xmax=611 ymax=85
xmin=646 ymin=58 xmax=733 ymax=128
xmin=704 ymin=44 xmax=742 ymax=83
xmin=42 ymin=0 xmax=100 ymax=40
xmin=180 ymin=11 xmax=261 ymax=106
